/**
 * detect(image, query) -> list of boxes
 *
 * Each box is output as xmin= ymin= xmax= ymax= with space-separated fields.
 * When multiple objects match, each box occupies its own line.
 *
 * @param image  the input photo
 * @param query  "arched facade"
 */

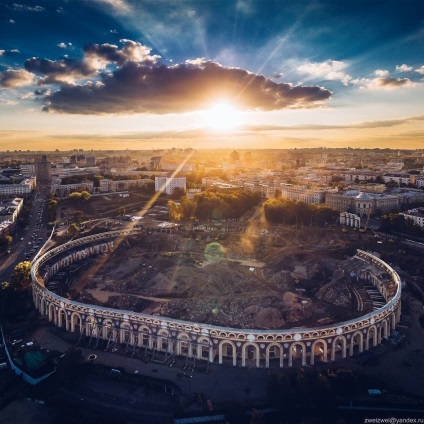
xmin=31 ymin=230 xmax=402 ymax=369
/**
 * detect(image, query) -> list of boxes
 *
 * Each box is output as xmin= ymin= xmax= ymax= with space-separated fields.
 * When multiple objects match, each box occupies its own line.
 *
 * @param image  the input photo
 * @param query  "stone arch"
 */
xmin=85 ymin=315 xmax=97 ymax=336
xmin=390 ymin=312 xmax=396 ymax=331
xmin=311 ymin=339 xmax=328 ymax=365
xmin=331 ymin=336 xmax=347 ymax=361
xmin=137 ymin=325 xmax=151 ymax=348
xmin=219 ymin=340 xmax=237 ymax=366
xmin=265 ymin=343 xmax=284 ymax=368
xmin=48 ymin=303 xmax=56 ymax=323
xmin=177 ymin=333 xmax=191 ymax=357
xmin=157 ymin=329 xmax=171 ymax=352
xmin=242 ymin=342 xmax=260 ymax=368
xmin=197 ymin=337 xmax=211 ymax=361
xmin=57 ymin=308 xmax=68 ymax=330
xmin=102 ymin=319 xmax=114 ymax=339
xmin=366 ymin=325 xmax=378 ymax=350
xmin=349 ymin=331 xmax=364 ymax=356
xmin=120 ymin=322 xmax=131 ymax=344
xmin=289 ymin=342 xmax=306 ymax=367
xmin=70 ymin=312 xmax=83 ymax=333
xmin=40 ymin=297 xmax=46 ymax=315
xmin=380 ymin=319 xmax=389 ymax=340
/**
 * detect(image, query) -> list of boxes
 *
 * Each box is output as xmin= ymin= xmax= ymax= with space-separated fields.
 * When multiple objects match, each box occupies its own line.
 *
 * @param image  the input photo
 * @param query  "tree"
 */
xmin=0 ymin=235 xmax=13 ymax=250
xmin=11 ymin=261 xmax=31 ymax=288
xmin=169 ymin=187 xmax=186 ymax=200
xmin=67 ymin=223 xmax=79 ymax=238
xmin=74 ymin=210 xmax=84 ymax=224
xmin=80 ymin=191 xmax=91 ymax=201
xmin=167 ymin=200 xmax=181 ymax=221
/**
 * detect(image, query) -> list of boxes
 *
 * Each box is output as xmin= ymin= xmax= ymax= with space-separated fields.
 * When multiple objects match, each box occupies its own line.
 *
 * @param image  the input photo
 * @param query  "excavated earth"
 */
xmin=67 ymin=229 xmax=367 ymax=330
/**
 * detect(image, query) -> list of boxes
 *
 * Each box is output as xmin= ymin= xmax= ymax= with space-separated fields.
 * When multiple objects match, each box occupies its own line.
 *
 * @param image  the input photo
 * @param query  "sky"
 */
xmin=0 ymin=0 xmax=424 ymax=151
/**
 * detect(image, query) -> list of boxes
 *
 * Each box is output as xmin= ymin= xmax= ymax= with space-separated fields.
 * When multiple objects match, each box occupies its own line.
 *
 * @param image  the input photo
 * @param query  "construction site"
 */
xmin=53 ymin=224 xmax=384 ymax=331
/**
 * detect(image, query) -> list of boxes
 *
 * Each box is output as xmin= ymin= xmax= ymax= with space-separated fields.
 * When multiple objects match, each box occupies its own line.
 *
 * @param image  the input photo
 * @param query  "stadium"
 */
xmin=31 ymin=228 xmax=401 ymax=368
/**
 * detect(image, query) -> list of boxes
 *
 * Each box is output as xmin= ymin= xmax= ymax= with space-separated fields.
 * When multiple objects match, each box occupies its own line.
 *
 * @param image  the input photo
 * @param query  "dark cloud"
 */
xmin=24 ymin=40 xmax=159 ymax=84
xmin=40 ymin=60 xmax=331 ymax=114
xmin=24 ymin=56 xmax=95 ymax=84
xmin=0 ymin=68 xmax=34 ymax=88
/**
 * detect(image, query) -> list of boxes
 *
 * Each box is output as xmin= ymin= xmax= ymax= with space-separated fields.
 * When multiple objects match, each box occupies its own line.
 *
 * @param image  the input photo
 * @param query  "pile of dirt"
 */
xmin=65 ymin=231 xmax=362 ymax=329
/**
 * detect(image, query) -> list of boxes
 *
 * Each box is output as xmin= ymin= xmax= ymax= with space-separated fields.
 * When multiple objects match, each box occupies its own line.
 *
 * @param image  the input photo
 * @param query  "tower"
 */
xmin=35 ymin=155 xmax=51 ymax=183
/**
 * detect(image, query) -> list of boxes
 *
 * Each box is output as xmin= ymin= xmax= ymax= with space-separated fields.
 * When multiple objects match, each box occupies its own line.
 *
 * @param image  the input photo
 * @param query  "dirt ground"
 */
xmin=61 ymin=225 xmax=379 ymax=330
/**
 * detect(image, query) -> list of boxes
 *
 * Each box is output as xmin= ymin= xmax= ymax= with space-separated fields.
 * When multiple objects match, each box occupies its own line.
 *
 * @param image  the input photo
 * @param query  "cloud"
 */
xmin=9 ymin=3 xmax=44 ymax=12
xmin=40 ymin=59 xmax=331 ymax=115
xmin=0 ymin=68 xmax=35 ymax=88
xmin=353 ymin=76 xmax=418 ymax=90
xmin=0 ymin=49 xmax=20 ymax=56
xmin=0 ymin=98 xmax=19 ymax=106
xmin=24 ymin=56 xmax=96 ymax=84
xmin=415 ymin=65 xmax=424 ymax=75
xmin=20 ymin=92 xmax=35 ymax=99
xmin=84 ymin=40 xmax=160 ymax=67
xmin=9 ymin=19 xmax=15 ymax=23
xmin=396 ymin=64 xmax=413 ymax=72
xmin=90 ymin=0 xmax=131 ymax=14
xmin=57 ymin=43 xmax=67 ymax=49
xmin=297 ymin=60 xmax=352 ymax=85
xmin=26 ymin=41 xmax=161 ymax=85
xmin=374 ymin=69 xmax=389 ymax=77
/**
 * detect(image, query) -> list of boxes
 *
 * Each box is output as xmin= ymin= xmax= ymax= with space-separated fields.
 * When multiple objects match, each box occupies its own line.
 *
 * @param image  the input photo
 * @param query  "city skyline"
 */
xmin=0 ymin=0 xmax=424 ymax=150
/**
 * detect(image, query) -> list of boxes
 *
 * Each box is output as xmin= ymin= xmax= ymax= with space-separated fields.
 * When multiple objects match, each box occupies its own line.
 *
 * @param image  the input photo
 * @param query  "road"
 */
xmin=0 ymin=183 xmax=50 ymax=282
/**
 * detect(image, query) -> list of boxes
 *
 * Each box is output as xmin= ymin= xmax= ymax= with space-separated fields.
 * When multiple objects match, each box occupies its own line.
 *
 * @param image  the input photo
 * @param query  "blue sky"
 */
xmin=0 ymin=0 xmax=423 ymax=150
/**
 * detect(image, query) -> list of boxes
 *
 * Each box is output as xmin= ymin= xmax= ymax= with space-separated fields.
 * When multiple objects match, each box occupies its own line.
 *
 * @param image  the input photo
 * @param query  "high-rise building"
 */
xmin=155 ymin=176 xmax=186 ymax=195
xmin=229 ymin=150 xmax=240 ymax=165
xmin=35 ymin=155 xmax=51 ymax=183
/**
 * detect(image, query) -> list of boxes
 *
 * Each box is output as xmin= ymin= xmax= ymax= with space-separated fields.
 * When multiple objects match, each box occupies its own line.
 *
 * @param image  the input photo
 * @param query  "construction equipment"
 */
xmin=360 ymin=208 xmax=372 ymax=233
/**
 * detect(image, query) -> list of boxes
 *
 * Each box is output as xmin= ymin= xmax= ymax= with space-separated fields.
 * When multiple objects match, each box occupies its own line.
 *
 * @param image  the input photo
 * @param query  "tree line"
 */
xmin=263 ymin=197 xmax=339 ymax=226
xmin=168 ymin=189 xmax=261 ymax=221
xmin=380 ymin=213 xmax=424 ymax=238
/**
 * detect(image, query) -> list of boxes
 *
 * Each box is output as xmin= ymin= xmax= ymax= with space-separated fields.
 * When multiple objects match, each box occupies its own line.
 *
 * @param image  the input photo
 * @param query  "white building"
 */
xmin=52 ymin=180 xmax=94 ymax=198
xmin=280 ymin=184 xmax=330 ymax=205
xmin=400 ymin=209 xmax=424 ymax=228
xmin=99 ymin=178 xmax=152 ymax=193
xmin=0 ymin=179 xmax=33 ymax=197
xmin=20 ymin=164 xmax=36 ymax=177
xmin=155 ymin=177 xmax=186 ymax=195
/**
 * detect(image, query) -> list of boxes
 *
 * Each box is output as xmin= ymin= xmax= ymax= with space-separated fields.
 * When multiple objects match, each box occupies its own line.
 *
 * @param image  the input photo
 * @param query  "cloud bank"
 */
xmin=8 ymin=40 xmax=331 ymax=114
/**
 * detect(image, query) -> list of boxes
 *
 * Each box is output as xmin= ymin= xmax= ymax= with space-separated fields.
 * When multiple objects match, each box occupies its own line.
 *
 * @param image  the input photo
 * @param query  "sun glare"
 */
xmin=203 ymin=102 xmax=243 ymax=131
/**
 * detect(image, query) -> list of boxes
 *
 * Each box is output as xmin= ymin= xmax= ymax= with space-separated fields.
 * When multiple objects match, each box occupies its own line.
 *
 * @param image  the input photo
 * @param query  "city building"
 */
xmin=0 ymin=179 xmax=34 ymax=197
xmin=150 ymin=156 xmax=162 ymax=170
xmin=155 ymin=176 xmax=186 ymax=195
xmin=52 ymin=180 xmax=94 ymax=198
xmin=280 ymin=184 xmax=331 ymax=205
xmin=99 ymin=178 xmax=152 ymax=193
xmin=325 ymin=190 xmax=401 ymax=216
xmin=400 ymin=209 xmax=424 ymax=228
xmin=35 ymin=155 xmax=52 ymax=183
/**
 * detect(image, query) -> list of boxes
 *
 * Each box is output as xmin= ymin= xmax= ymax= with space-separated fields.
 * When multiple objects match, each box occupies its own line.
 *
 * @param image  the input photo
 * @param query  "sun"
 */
xmin=202 ymin=102 xmax=243 ymax=131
